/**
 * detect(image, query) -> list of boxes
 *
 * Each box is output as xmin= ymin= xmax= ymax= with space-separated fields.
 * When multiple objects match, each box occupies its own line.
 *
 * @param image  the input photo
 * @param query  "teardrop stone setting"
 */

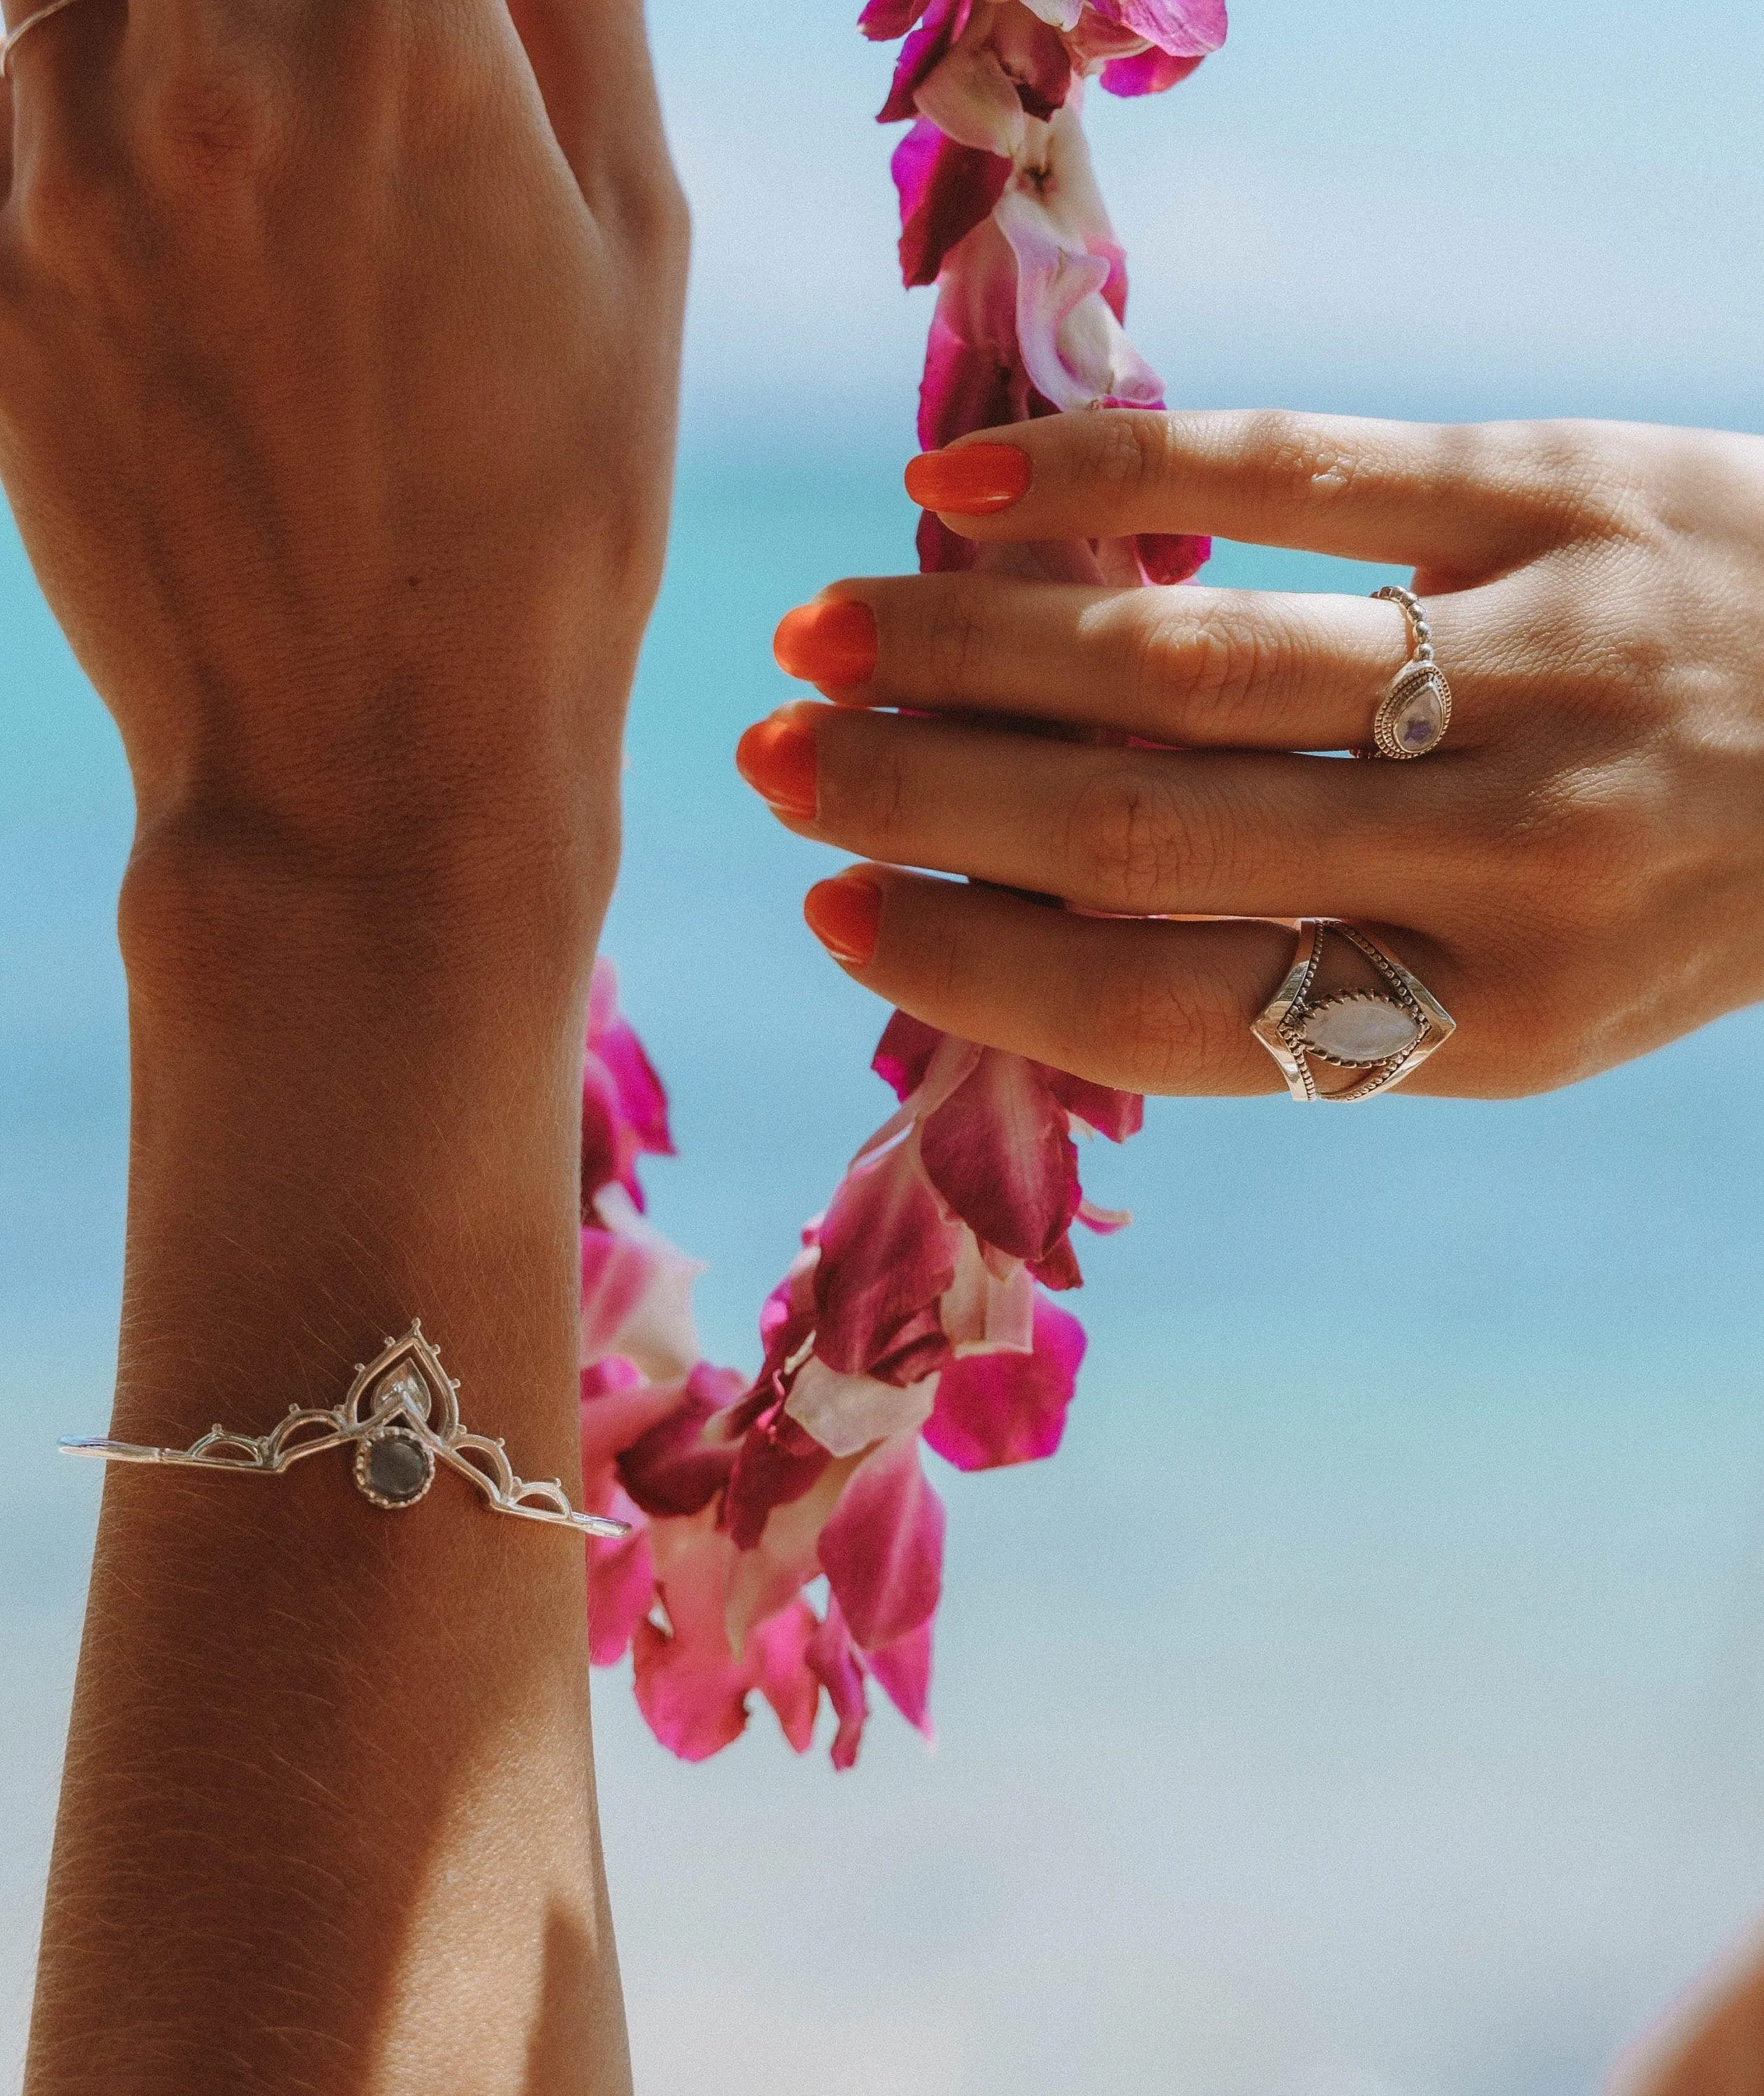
xmin=1297 ymin=993 xmax=1424 ymax=1067
xmin=1377 ymin=667 xmax=1451 ymax=759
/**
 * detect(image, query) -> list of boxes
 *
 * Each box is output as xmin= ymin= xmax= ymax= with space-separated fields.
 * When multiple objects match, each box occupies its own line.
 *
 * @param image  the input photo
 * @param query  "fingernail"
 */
xmin=736 ymin=711 xmax=818 ymax=820
xmin=773 ymin=599 xmax=877 ymax=688
xmin=904 ymin=442 xmax=1032 ymax=516
xmin=804 ymin=873 xmax=882 ymax=967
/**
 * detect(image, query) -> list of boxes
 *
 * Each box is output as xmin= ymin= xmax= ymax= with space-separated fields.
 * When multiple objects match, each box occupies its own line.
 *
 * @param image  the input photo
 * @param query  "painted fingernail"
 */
xmin=736 ymin=711 xmax=818 ymax=820
xmin=773 ymin=599 xmax=878 ymax=688
xmin=804 ymin=873 xmax=882 ymax=967
xmin=904 ymin=442 xmax=1033 ymax=516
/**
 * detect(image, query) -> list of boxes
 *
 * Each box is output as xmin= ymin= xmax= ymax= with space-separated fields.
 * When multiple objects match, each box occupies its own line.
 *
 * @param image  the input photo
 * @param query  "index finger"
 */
xmin=905 ymin=408 xmax=1603 ymax=579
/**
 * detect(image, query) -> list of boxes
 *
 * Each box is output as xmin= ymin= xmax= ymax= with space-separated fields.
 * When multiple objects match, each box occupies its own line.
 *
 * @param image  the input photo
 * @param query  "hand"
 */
xmin=742 ymin=409 xmax=1764 ymax=1098
xmin=8 ymin=8 xmax=685 ymax=2089
xmin=0 ymin=0 xmax=686 ymax=965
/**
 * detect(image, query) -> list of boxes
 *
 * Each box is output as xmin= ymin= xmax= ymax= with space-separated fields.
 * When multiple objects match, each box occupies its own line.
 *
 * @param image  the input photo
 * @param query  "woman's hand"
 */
xmin=0 ymin=0 xmax=686 ymax=961
xmin=743 ymin=409 xmax=1764 ymax=1098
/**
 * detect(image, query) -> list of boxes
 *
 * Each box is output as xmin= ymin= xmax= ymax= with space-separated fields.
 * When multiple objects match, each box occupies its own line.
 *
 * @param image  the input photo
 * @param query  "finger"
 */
xmin=778 ymin=574 xmax=1496 ymax=754
xmin=738 ymin=701 xmax=1457 ymax=924
xmin=904 ymin=408 xmax=1597 ymax=578
xmin=798 ymin=868 xmax=1470 ymax=1100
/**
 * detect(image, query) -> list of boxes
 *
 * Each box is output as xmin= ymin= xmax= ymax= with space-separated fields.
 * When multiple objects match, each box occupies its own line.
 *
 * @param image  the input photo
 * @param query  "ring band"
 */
xmin=1251 ymin=921 xmax=1455 ymax=1102
xmin=2 ymin=0 xmax=87 ymax=74
xmin=1368 ymin=585 xmax=1452 ymax=759
xmin=60 ymin=1320 xmax=631 ymax=1538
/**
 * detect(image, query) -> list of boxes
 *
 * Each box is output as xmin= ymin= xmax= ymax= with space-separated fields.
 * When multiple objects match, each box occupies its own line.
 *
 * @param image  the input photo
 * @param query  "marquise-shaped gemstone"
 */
xmin=1299 ymin=994 xmax=1422 ymax=1065
xmin=376 ymin=1365 xmax=431 ymax=1420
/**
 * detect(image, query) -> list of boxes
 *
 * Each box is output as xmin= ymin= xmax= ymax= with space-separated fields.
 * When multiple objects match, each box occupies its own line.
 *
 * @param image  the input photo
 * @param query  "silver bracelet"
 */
xmin=60 ymin=1322 xmax=629 ymax=1538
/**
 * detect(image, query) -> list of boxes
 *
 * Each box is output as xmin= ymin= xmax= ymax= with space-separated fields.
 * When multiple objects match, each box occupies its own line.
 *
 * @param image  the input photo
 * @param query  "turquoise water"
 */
xmin=8 ymin=447 xmax=1764 ymax=2093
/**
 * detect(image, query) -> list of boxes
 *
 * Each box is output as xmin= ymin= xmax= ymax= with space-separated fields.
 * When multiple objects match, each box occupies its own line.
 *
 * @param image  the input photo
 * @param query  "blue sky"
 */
xmin=6 ymin=5 xmax=1764 ymax=2089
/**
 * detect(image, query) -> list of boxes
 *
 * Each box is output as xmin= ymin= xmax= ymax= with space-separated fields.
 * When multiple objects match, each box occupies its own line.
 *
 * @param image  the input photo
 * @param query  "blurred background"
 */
xmin=6 ymin=1 xmax=1764 ymax=2089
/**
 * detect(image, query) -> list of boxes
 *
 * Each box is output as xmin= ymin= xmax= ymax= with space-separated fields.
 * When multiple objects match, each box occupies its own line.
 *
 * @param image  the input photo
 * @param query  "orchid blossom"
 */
xmin=579 ymin=1 xmax=1223 ymax=1769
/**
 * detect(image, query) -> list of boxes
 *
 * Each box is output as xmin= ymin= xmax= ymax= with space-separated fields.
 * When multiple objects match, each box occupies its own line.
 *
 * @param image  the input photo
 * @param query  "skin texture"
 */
xmin=3 ymin=0 xmax=686 ymax=2090
xmin=754 ymin=407 xmax=1764 ymax=1100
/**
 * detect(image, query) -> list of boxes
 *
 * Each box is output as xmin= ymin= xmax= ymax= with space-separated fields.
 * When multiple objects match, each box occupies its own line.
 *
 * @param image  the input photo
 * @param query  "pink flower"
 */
xmin=567 ymin=3 xmax=1226 ymax=1776
xmin=582 ymin=958 xmax=672 ymax=1213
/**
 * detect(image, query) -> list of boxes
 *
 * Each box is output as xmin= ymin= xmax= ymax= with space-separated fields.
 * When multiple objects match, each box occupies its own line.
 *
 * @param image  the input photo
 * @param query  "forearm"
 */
xmin=26 ymin=823 xmax=629 ymax=2095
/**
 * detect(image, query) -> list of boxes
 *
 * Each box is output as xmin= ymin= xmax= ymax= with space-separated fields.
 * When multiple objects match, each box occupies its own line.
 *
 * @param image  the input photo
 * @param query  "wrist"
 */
xmin=108 ymin=804 xmax=609 ymax=1464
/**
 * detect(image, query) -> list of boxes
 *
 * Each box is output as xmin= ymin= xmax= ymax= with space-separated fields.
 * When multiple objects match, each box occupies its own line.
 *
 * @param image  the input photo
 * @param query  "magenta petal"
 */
xmin=1135 ymin=531 xmax=1213 ymax=583
xmin=864 ymin=1619 xmax=934 ymax=1737
xmin=873 ymin=1010 xmax=947 ymax=1102
xmin=1029 ymin=1234 xmax=1084 ymax=1290
xmin=726 ymin=1406 xmax=834 ymax=1550
xmin=581 ymin=959 xmax=673 ymax=1210
xmin=806 ymin=1596 xmax=871 ymax=1771
xmin=820 ymin=1434 xmax=946 ymax=1651
xmin=815 ymin=1137 xmax=964 ymax=1378
xmin=894 ymin=121 xmax=1012 ymax=290
xmin=588 ymin=1520 xmax=655 ymax=1668
xmin=859 ymin=0 xmax=933 ymax=36
xmin=926 ymin=1293 xmax=1087 ymax=1471
xmin=1091 ymin=0 xmax=1226 ymax=55
xmin=989 ymin=5 xmax=1073 ymax=118
xmin=617 ymin=1364 xmax=744 ymax=1518
xmin=752 ymin=1601 xmax=822 ymax=1756
xmin=879 ymin=0 xmax=968 ymax=123
xmin=1042 ymin=1068 xmax=1146 ymax=1142
xmin=578 ymin=1369 xmax=688 ymax=1480
xmin=633 ymin=1528 xmax=822 ymax=1763
xmin=1100 ymin=46 xmax=1207 ymax=93
xmin=919 ymin=1050 xmax=1079 ymax=1263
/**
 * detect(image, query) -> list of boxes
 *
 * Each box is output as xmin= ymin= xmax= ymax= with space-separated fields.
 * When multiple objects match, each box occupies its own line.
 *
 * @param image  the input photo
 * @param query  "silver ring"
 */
xmin=2 ymin=0 xmax=86 ymax=75
xmin=1251 ymin=921 xmax=1455 ymax=1102
xmin=1369 ymin=585 xmax=1453 ymax=759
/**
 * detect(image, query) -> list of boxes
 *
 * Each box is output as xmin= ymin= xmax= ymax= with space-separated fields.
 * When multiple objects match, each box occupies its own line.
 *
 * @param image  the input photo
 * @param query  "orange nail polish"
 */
xmin=804 ymin=874 xmax=882 ymax=966
xmin=773 ymin=599 xmax=878 ymax=688
xmin=736 ymin=712 xmax=818 ymax=820
xmin=904 ymin=442 xmax=1032 ymax=516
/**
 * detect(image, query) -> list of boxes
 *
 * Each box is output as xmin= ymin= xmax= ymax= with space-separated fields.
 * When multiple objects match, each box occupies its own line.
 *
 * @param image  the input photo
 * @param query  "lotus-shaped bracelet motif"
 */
xmin=60 ymin=1323 xmax=629 ymax=1538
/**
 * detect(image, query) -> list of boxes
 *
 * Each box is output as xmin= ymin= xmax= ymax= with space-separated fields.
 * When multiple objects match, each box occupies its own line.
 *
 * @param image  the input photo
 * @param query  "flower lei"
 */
xmin=579 ymin=0 xmax=1226 ymax=1768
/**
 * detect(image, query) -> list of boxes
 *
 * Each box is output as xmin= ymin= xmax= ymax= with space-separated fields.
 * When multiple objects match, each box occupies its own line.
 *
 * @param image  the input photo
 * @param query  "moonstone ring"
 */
xmin=1251 ymin=922 xmax=1455 ymax=1102
xmin=1368 ymin=585 xmax=1453 ymax=759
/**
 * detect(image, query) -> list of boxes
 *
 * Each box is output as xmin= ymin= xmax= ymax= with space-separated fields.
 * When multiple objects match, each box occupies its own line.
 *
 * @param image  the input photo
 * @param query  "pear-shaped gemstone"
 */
xmin=376 ymin=1365 xmax=431 ymax=1420
xmin=1388 ymin=671 xmax=1448 ymax=755
xmin=1300 ymin=994 xmax=1422 ymax=1065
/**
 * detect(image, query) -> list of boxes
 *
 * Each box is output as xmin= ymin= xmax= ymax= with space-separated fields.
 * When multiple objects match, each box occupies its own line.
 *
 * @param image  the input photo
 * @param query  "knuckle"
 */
xmin=1066 ymin=763 xmax=1221 ymax=912
xmin=1130 ymin=599 xmax=1296 ymax=730
xmin=1245 ymin=410 xmax=1362 ymax=504
xmin=133 ymin=58 xmax=298 ymax=201
xmin=921 ymin=580 xmax=994 ymax=694
xmin=1083 ymin=409 xmax=1176 ymax=496
xmin=835 ymin=729 xmax=912 ymax=849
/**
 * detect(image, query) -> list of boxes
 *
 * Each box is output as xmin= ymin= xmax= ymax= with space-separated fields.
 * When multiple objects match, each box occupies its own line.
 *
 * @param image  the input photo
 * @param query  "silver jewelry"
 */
xmin=1251 ymin=921 xmax=1455 ymax=1102
xmin=2 ymin=0 xmax=87 ymax=76
xmin=60 ymin=1321 xmax=629 ymax=1538
xmin=1369 ymin=585 xmax=1452 ymax=759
